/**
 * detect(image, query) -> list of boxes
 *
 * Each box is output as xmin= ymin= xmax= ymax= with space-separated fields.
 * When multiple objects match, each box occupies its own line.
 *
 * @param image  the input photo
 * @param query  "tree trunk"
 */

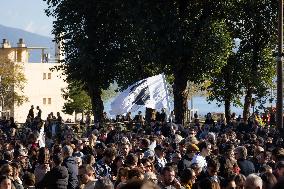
xmin=88 ymin=85 xmax=104 ymax=123
xmin=224 ymin=97 xmax=231 ymax=123
xmin=173 ymin=71 xmax=188 ymax=125
xmin=243 ymin=88 xmax=253 ymax=121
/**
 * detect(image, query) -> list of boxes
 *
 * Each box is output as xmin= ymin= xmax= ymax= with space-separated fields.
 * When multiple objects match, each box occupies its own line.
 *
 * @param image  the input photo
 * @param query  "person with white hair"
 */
xmin=244 ymin=174 xmax=263 ymax=189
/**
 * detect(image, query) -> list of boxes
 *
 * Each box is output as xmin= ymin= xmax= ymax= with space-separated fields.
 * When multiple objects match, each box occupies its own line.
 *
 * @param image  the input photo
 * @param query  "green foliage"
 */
xmin=0 ymin=57 xmax=27 ymax=109
xmin=61 ymin=81 xmax=92 ymax=115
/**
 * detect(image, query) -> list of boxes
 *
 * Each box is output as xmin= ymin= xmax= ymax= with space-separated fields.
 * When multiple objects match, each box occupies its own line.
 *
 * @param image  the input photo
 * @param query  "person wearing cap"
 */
xmin=154 ymin=145 xmax=167 ymax=173
xmin=178 ymin=144 xmax=199 ymax=176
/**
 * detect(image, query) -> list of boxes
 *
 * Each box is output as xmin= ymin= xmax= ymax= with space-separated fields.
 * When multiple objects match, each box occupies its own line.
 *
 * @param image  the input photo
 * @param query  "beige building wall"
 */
xmin=1 ymin=38 xmax=72 ymax=123
xmin=13 ymin=63 xmax=69 ymax=122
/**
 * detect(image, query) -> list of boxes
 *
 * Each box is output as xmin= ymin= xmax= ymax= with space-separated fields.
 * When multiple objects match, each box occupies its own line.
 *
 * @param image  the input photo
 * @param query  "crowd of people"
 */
xmin=0 ymin=108 xmax=283 ymax=189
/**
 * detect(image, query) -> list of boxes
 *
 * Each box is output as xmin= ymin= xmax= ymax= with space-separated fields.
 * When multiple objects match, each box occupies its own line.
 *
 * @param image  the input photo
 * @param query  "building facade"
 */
xmin=0 ymin=38 xmax=70 ymax=123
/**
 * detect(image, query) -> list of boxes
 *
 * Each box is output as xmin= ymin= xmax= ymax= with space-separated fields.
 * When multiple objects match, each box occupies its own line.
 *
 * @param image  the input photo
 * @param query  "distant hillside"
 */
xmin=0 ymin=24 xmax=54 ymax=62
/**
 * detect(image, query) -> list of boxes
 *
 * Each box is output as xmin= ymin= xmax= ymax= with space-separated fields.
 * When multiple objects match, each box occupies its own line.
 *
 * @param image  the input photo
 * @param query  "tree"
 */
xmin=117 ymin=1 xmax=233 ymax=124
xmin=230 ymin=0 xmax=277 ymax=121
xmin=0 ymin=57 xmax=27 ymax=112
xmin=61 ymin=81 xmax=92 ymax=116
xmin=44 ymin=0 xmax=122 ymax=122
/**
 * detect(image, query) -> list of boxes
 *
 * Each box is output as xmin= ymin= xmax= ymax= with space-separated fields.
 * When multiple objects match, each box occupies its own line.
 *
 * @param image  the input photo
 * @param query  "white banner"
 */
xmin=110 ymin=74 xmax=170 ymax=115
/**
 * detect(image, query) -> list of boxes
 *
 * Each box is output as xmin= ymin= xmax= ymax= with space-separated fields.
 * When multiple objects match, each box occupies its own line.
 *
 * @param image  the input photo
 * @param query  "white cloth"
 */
xmin=191 ymin=154 xmax=207 ymax=169
xmin=110 ymin=74 xmax=170 ymax=115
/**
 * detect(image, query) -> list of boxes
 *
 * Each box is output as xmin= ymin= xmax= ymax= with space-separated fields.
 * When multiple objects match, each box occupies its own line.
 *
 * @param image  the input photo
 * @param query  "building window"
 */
xmin=48 ymin=73 xmax=51 ymax=79
xmin=48 ymin=98 xmax=51 ymax=104
xmin=43 ymin=73 xmax=46 ymax=80
xmin=43 ymin=98 xmax=46 ymax=105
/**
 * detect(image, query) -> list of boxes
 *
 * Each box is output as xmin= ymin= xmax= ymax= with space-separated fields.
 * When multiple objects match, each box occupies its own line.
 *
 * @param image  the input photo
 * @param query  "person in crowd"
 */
xmin=95 ymin=147 xmax=116 ymax=179
xmin=78 ymin=164 xmax=96 ymax=189
xmin=191 ymin=141 xmax=211 ymax=170
xmin=62 ymin=145 xmax=79 ymax=189
xmin=272 ymin=161 xmax=284 ymax=181
xmin=198 ymin=177 xmax=220 ymax=189
xmin=158 ymin=166 xmax=181 ymax=189
xmin=37 ymin=154 xmax=68 ymax=189
xmin=180 ymin=168 xmax=196 ymax=189
xmin=0 ymin=175 xmax=12 ymax=189
xmin=234 ymin=146 xmax=256 ymax=176
xmin=36 ymin=106 xmax=42 ymax=120
xmin=244 ymin=174 xmax=263 ymax=189
xmin=27 ymin=106 xmax=34 ymax=121
xmin=260 ymin=172 xmax=277 ymax=189
xmin=22 ymin=172 xmax=35 ymax=189
xmin=34 ymin=147 xmax=50 ymax=184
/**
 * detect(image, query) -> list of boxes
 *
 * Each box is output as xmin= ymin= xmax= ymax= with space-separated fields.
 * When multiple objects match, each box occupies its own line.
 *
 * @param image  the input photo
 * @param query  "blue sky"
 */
xmin=0 ymin=0 xmax=54 ymax=37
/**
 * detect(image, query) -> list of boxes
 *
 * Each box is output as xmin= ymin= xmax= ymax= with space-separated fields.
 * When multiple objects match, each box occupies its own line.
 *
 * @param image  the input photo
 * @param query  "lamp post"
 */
xmin=277 ymin=0 xmax=284 ymax=130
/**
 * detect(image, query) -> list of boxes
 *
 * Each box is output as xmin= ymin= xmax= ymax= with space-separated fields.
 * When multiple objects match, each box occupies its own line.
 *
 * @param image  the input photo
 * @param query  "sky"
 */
xmin=0 ymin=0 xmax=54 ymax=37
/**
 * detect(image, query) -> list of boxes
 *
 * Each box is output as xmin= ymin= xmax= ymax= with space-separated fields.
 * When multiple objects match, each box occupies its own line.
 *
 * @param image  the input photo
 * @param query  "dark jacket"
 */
xmin=37 ymin=165 xmax=69 ymax=189
xmin=63 ymin=156 xmax=79 ymax=189
xmin=237 ymin=159 xmax=255 ymax=176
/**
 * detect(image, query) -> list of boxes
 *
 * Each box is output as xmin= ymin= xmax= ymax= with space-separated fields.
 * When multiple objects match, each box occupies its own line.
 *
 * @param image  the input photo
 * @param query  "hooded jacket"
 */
xmin=63 ymin=156 xmax=79 ymax=189
xmin=37 ymin=165 xmax=69 ymax=189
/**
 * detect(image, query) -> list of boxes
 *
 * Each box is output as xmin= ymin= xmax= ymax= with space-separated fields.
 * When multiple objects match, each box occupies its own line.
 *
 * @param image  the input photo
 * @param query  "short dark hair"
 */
xmin=104 ymin=148 xmax=117 ymax=158
xmin=52 ymin=154 xmax=63 ymax=165
xmin=161 ymin=166 xmax=175 ymax=176
xmin=198 ymin=141 xmax=210 ymax=151
xmin=22 ymin=172 xmax=35 ymax=186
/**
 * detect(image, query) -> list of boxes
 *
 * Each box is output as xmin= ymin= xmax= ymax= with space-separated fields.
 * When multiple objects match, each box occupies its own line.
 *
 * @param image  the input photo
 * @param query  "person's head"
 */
xmin=275 ymin=161 xmax=284 ymax=178
xmin=140 ymin=138 xmax=150 ymax=149
xmin=120 ymin=179 xmax=159 ymax=189
xmin=127 ymin=168 xmax=144 ymax=180
xmin=260 ymin=172 xmax=277 ymax=189
xmin=125 ymin=153 xmax=138 ymax=168
xmin=234 ymin=174 xmax=246 ymax=189
xmin=144 ymin=172 xmax=158 ymax=184
xmin=198 ymin=141 xmax=211 ymax=157
xmin=244 ymin=174 xmax=263 ymax=189
xmin=94 ymin=177 xmax=114 ymax=189
xmin=207 ymin=157 xmax=220 ymax=177
xmin=36 ymin=106 xmax=39 ymax=110
xmin=180 ymin=168 xmax=196 ymax=185
xmin=103 ymin=148 xmax=117 ymax=165
xmin=31 ymin=105 xmax=34 ymax=109
xmin=141 ymin=158 xmax=154 ymax=173
xmin=83 ymin=154 xmax=95 ymax=165
xmin=117 ymin=167 xmax=129 ymax=183
xmin=0 ymin=165 xmax=13 ymax=178
xmin=62 ymin=145 xmax=73 ymax=159
xmin=120 ymin=143 xmax=130 ymax=156
xmin=38 ymin=147 xmax=50 ymax=165
xmin=198 ymin=177 xmax=220 ymax=189
xmin=161 ymin=166 xmax=175 ymax=185
xmin=0 ymin=175 xmax=11 ymax=189
xmin=78 ymin=164 xmax=95 ymax=185
xmin=222 ymin=175 xmax=237 ymax=189
xmin=234 ymin=146 xmax=248 ymax=160
xmin=22 ymin=172 xmax=35 ymax=187
xmin=52 ymin=154 xmax=63 ymax=166
xmin=186 ymin=144 xmax=200 ymax=158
